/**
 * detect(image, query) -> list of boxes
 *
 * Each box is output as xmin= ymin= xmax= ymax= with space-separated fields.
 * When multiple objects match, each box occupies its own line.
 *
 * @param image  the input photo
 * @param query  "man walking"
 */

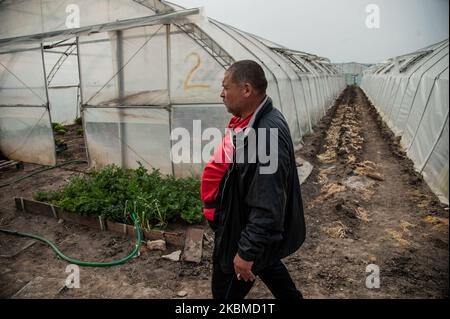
xmin=201 ymin=60 xmax=306 ymax=299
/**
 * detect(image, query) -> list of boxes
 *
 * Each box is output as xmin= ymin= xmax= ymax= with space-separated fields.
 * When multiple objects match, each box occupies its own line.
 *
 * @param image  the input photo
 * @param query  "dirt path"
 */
xmin=283 ymin=86 xmax=448 ymax=298
xmin=0 ymin=86 xmax=448 ymax=299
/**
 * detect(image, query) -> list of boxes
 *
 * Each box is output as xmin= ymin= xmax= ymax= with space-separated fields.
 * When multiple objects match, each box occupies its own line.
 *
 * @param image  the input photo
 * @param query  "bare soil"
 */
xmin=0 ymin=86 xmax=448 ymax=299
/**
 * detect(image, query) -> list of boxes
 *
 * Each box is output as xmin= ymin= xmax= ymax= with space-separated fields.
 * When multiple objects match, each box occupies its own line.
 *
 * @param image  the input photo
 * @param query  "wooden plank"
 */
xmin=11 ymin=277 xmax=66 ymax=299
xmin=23 ymin=199 xmax=54 ymax=218
xmin=143 ymin=229 xmax=164 ymax=241
xmin=125 ymin=224 xmax=139 ymax=238
xmin=182 ymin=227 xmax=203 ymax=263
xmin=106 ymin=220 xmax=127 ymax=235
xmin=14 ymin=197 xmax=23 ymax=211
xmin=14 ymin=198 xmax=185 ymax=248
xmin=0 ymin=160 xmax=16 ymax=168
xmin=98 ymin=216 xmax=106 ymax=231
xmin=58 ymin=211 xmax=101 ymax=230
xmin=164 ymin=231 xmax=185 ymax=248
xmin=0 ymin=160 xmax=22 ymax=169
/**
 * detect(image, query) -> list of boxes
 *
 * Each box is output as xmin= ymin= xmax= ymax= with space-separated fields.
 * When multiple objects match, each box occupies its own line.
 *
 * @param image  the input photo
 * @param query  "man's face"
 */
xmin=220 ymin=71 xmax=245 ymax=117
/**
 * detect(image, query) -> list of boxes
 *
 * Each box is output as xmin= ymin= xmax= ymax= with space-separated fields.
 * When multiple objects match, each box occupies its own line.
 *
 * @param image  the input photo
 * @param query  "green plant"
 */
xmin=54 ymin=138 xmax=65 ymax=146
xmin=74 ymin=117 xmax=82 ymax=125
xmin=52 ymin=122 xmax=68 ymax=135
xmin=33 ymin=163 xmax=203 ymax=229
xmin=34 ymin=190 xmax=63 ymax=203
xmin=76 ymin=128 xmax=83 ymax=136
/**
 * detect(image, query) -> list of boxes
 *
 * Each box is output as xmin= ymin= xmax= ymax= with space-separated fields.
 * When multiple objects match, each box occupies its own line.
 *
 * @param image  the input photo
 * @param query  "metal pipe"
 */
xmin=40 ymin=42 xmax=57 ymax=165
xmin=116 ymin=30 xmax=126 ymax=167
xmin=166 ymin=23 xmax=175 ymax=176
xmin=76 ymin=37 xmax=91 ymax=165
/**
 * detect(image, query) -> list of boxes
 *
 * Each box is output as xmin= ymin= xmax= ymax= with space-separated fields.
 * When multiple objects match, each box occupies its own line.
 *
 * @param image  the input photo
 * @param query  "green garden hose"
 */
xmin=0 ymin=213 xmax=141 ymax=267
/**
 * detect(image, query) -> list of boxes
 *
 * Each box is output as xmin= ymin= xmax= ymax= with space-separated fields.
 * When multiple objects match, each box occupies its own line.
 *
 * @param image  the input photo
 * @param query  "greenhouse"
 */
xmin=361 ymin=39 xmax=449 ymax=204
xmin=334 ymin=62 xmax=372 ymax=86
xmin=0 ymin=0 xmax=448 ymax=300
xmin=0 ymin=0 xmax=345 ymax=177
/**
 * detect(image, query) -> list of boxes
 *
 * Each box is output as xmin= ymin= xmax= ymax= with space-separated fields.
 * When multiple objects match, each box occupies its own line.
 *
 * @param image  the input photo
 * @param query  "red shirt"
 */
xmin=201 ymin=112 xmax=254 ymax=220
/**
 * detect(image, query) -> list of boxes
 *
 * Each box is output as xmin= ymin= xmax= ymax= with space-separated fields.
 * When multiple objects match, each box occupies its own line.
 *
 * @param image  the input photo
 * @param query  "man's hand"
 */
xmin=233 ymin=253 xmax=256 ymax=282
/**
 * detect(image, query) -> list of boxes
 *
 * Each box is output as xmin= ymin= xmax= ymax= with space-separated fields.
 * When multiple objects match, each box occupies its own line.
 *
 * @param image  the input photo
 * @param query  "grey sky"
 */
xmin=172 ymin=0 xmax=449 ymax=64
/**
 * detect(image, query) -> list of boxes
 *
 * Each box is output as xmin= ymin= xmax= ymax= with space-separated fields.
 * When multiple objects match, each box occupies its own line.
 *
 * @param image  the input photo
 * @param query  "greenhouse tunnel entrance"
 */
xmin=43 ymin=38 xmax=87 ymax=164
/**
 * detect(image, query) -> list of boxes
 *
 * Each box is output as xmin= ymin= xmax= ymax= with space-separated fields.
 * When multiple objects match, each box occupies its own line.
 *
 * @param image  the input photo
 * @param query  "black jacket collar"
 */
xmin=250 ymin=96 xmax=273 ymax=129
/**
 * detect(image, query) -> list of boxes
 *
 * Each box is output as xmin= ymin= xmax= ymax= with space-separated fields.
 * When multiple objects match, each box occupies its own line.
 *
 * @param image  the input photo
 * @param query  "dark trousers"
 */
xmin=212 ymin=257 xmax=303 ymax=299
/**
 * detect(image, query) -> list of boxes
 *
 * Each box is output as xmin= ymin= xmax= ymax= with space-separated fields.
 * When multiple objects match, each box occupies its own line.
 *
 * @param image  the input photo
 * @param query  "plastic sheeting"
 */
xmin=190 ymin=16 xmax=345 ymax=149
xmin=0 ymin=42 xmax=56 ymax=166
xmin=0 ymin=106 xmax=56 ymax=165
xmin=75 ymin=3 xmax=344 ymax=175
xmin=0 ymin=0 xmax=345 ymax=174
xmin=48 ymin=87 xmax=79 ymax=123
xmin=0 ymin=0 xmax=154 ymax=39
xmin=170 ymin=25 xmax=224 ymax=104
xmin=83 ymin=107 xmax=172 ymax=174
xmin=361 ymin=39 xmax=449 ymax=204
xmin=0 ymin=43 xmax=47 ymax=106
xmin=79 ymin=25 xmax=169 ymax=106
xmin=334 ymin=62 xmax=372 ymax=85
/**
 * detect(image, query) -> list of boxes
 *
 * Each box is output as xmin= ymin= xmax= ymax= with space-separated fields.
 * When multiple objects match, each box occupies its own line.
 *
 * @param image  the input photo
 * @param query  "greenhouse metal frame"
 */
xmin=0 ymin=0 xmax=345 ymax=178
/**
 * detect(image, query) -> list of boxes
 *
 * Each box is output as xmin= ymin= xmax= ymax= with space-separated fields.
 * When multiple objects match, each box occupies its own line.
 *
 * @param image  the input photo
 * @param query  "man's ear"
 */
xmin=242 ymin=83 xmax=252 ymax=98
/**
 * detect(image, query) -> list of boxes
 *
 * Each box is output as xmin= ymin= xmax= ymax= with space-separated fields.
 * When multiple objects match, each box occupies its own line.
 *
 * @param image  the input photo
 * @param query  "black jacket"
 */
xmin=209 ymin=96 xmax=306 ymax=274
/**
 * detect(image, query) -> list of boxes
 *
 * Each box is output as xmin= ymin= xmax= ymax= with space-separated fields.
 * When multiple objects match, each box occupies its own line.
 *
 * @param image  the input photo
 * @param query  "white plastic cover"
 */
xmin=0 ymin=44 xmax=47 ymax=106
xmin=79 ymin=25 xmax=169 ymax=106
xmin=0 ymin=106 xmax=56 ymax=165
xmin=0 ymin=0 xmax=346 ymax=176
xmin=170 ymin=25 xmax=223 ymax=104
xmin=361 ymin=40 xmax=449 ymax=204
xmin=0 ymin=0 xmax=154 ymax=39
xmin=83 ymin=106 xmax=172 ymax=174
xmin=48 ymin=87 xmax=79 ymax=124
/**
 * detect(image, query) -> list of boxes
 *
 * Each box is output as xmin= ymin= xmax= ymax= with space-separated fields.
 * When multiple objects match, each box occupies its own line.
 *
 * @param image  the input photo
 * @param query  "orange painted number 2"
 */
xmin=184 ymin=52 xmax=210 ymax=91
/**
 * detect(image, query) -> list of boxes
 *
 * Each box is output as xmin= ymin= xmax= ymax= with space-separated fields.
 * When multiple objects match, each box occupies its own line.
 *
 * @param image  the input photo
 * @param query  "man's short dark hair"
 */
xmin=227 ymin=60 xmax=268 ymax=95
